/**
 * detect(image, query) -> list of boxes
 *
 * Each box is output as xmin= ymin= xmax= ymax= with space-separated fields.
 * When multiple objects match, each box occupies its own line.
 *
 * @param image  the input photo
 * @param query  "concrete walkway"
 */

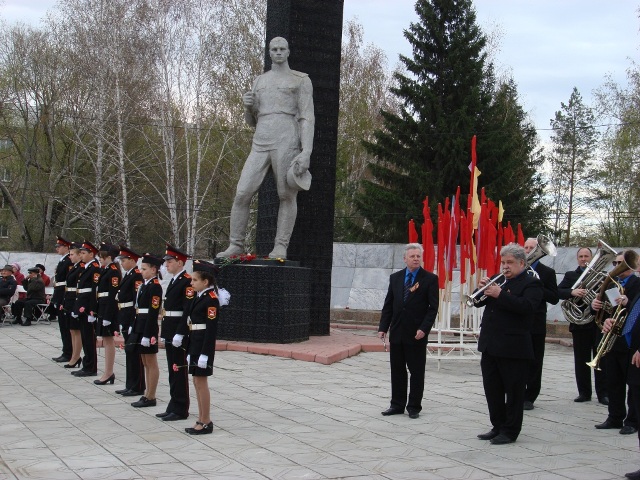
xmin=0 ymin=322 xmax=638 ymax=480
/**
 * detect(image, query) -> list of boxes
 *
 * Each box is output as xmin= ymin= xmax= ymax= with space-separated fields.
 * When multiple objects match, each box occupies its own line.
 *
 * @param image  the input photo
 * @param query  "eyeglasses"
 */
xmin=612 ymin=261 xmax=622 ymax=266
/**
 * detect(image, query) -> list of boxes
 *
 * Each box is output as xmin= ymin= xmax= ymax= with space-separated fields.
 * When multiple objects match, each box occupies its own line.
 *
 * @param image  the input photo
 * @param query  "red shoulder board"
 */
xmin=153 ymin=279 xmax=160 ymax=285
xmin=185 ymin=287 xmax=195 ymax=299
xmin=183 ymin=272 xmax=191 ymax=279
xmin=92 ymin=260 xmax=100 ymax=267
xmin=151 ymin=296 xmax=161 ymax=309
xmin=80 ymin=262 xmax=85 ymax=267
xmin=207 ymin=306 xmax=217 ymax=320
xmin=134 ymin=280 xmax=143 ymax=290
xmin=209 ymin=290 xmax=218 ymax=299
xmin=110 ymin=264 xmax=118 ymax=270
xmin=111 ymin=276 xmax=119 ymax=287
xmin=93 ymin=273 xmax=100 ymax=283
xmin=134 ymin=268 xmax=141 ymax=274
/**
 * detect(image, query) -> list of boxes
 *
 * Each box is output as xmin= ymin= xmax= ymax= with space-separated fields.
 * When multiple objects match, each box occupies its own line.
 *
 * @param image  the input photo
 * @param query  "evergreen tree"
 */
xmin=354 ymin=0 xmax=547 ymax=242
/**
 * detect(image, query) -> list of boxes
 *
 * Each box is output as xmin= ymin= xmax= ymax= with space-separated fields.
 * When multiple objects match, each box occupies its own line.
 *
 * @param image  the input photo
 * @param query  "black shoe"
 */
xmin=381 ymin=407 xmax=404 ymax=416
xmin=626 ymin=468 xmax=640 ymax=479
xmin=22 ymin=320 xmax=31 ymax=326
xmin=523 ymin=401 xmax=534 ymax=410
xmin=52 ymin=355 xmax=71 ymax=363
xmin=64 ymin=359 xmax=82 ymax=369
xmin=599 ymin=396 xmax=609 ymax=405
xmin=490 ymin=433 xmax=515 ymax=445
xmin=73 ymin=370 xmax=97 ymax=377
xmin=407 ymin=411 xmax=419 ymax=419
xmin=620 ymin=425 xmax=638 ymax=435
xmin=94 ymin=374 xmax=115 ymax=385
xmin=574 ymin=394 xmax=591 ymax=402
xmin=595 ymin=419 xmax=622 ymax=429
xmin=186 ymin=421 xmax=213 ymax=435
xmin=162 ymin=412 xmax=188 ymax=422
xmin=155 ymin=411 xmax=170 ymax=418
xmin=115 ymin=388 xmax=130 ymax=395
xmin=477 ymin=430 xmax=499 ymax=440
xmin=121 ymin=390 xmax=144 ymax=397
xmin=131 ymin=396 xmax=156 ymax=408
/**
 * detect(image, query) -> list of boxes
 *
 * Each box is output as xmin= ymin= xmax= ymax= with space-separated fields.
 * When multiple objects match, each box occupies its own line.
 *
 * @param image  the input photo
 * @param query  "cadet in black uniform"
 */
xmin=114 ymin=246 xmax=145 ymax=396
xmin=93 ymin=243 xmax=122 ymax=385
xmin=184 ymin=260 xmax=220 ymax=435
xmin=72 ymin=241 xmax=101 ymax=377
xmin=52 ymin=236 xmax=73 ymax=363
xmin=63 ymin=243 xmax=85 ymax=369
xmin=127 ymin=253 xmax=163 ymax=408
xmin=156 ymin=244 xmax=193 ymax=421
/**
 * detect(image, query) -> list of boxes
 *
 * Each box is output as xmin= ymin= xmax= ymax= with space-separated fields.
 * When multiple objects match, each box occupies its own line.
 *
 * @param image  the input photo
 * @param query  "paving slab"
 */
xmin=0 ymin=322 xmax=638 ymax=479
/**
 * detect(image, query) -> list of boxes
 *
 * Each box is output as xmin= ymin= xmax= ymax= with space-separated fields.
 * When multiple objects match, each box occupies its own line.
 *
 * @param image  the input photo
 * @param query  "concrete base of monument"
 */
xmin=215 ymin=262 xmax=311 ymax=343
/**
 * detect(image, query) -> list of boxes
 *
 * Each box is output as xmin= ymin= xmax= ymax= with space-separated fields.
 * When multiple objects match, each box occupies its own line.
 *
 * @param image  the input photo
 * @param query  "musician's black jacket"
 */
xmin=476 ymin=271 xmax=544 ymax=359
xmin=626 ymin=292 xmax=640 ymax=386
xmin=530 ymin=262 xmax=559 ymax=335
xmin=558 ymin=267 xmax=596 ymax=333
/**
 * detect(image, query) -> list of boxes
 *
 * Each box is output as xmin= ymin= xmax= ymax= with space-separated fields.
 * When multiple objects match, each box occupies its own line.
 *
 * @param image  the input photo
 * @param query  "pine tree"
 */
xmin=354 ymin=0 xmax=547 ymax=242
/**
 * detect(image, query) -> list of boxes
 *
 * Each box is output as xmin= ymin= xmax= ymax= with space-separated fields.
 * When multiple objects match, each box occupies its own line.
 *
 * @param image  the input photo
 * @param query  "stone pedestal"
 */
xmin=216 ymin=263 xmax=311 ymax=343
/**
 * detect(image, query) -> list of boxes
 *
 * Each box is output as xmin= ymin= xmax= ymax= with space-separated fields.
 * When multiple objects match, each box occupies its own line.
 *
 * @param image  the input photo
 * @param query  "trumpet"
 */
xmin=465 ymin=274 xmax=507 ymax=307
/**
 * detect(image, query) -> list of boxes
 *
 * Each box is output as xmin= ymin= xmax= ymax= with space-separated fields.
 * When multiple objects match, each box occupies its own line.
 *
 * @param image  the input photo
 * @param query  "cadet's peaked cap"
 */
xmin=56 ymin=236 xmax=72 ymax=247
xmin=99 ymin=242 xmax=120 ymax=258
xmin=164 ymin=244 xmax=189 ymax=263
xmin=70 ymin=242 xmax=84 ymax=250
xmin=118 ymin=246 xmax=141 ymax=261
xmin=141 ymin=253 xmax=164 ymax=268
xmin=79 ymin=240 xmax=99 ymax=255
xmin=192 ymin=259 xmax=219 ymax=276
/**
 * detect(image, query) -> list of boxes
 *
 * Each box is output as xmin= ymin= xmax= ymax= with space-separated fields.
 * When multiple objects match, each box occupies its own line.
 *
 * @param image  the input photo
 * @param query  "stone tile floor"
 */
xmin=0 ymin=322 xmax=638 ymax=479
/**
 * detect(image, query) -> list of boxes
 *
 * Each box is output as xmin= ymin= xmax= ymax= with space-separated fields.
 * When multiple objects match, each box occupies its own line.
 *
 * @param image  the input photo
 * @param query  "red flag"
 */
xmin=422 ymin=197 xmax=435 ymax=272
xmin=517 ymin=224 xmax=525 ymax=246
xmin=460 ymin=210 xmax=467 ymax=284
xmin=408 ymin=219 xmax=418 ymax=243
xmin=437 ymin=208 xmax=446 ymax=289
xmin=495 ymin=224 xmax=503 ymax=274
xmin=447 ymin=194 xmax=459 ymax=281
xmin=505 ymin=221 xmax=515 ymax=245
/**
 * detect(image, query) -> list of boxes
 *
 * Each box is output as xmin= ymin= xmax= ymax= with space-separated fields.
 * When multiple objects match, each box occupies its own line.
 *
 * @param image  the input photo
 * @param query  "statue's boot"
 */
xmin=216 ymin=243 xmax=244 ymax=258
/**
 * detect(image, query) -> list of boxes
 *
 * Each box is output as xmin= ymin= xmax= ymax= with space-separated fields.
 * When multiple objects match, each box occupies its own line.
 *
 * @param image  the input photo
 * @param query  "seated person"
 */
xmin=12 ymin=267 xmax=46 ymax=326
xmin=0 ymin=265 xmax=17 ymax=317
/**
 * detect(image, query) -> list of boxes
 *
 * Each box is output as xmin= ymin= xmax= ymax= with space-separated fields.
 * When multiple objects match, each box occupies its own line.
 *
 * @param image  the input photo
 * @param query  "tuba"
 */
xmin=561 ymin=240 xmax=618 ymax=325
xmin=587 ymin=249 xmax=640 ymax=370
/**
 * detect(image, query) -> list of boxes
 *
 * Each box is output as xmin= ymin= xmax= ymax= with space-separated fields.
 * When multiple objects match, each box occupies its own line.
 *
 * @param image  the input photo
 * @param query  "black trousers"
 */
xmin=572 ymin=328 xmax=607 ymax=399
xmin=389 ymin=342 xmax=426 ymax=413
xmin=525 ymin=332 xmax=546 ymax=403
xmin=164 ymin=341 xmax=190 ymax=416
xmin=481 ymin=351 xmax=529 ymax=440
xmin=58 ymin=308 xmax=72 ymax=357
xmin=79 ymin=314 xmax=97 ymax=373
xmin=604 ymin=349 xmax=638 ymax=427
xmin=121 ymin=316 xmax=145 ymax=392
xmin=629 ymin=381 xmax=640 ymax=445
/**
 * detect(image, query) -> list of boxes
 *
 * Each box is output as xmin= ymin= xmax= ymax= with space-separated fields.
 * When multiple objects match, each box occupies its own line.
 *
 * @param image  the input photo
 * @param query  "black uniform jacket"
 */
xmin=63 ymin=262 xmax=84 ymax=312
xmin=73 ymin=260 xmax=100 ymax=316
xmin=476 ymin=271 xmax=544 ymax=360
xmin=531 ymin=262 xmax=559 ymax=335
xmin=51 ymin=254 xmax=72 ymax=307
xmin=93 ymin=262 xmax=122 ymax=321
xmin=605 ymin=275 xmax=640 ymax=354
xmin=132 ymin=277 xmax=162 ymax=339
xmin=115 ymin=268 xmax=143 ymax=328
xmin=379 ymin=267 xmax=439 ymax=345
xmin=626 ymin=292 xmax=640 ymax=386
xmin=187 ymin=288 xmax=219 ymax=359
xmin=160 ymin=270 xmax=194 ymax=340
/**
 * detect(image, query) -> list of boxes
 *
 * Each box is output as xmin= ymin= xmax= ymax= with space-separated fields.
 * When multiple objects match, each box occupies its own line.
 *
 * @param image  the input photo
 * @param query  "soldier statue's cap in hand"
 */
xmin=216 ymin=37 xmax=315 ymax=260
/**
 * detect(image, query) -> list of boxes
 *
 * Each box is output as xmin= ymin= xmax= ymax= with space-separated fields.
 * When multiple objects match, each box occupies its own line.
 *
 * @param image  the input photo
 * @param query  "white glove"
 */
xmin=71 ymin=312 xmax=78 ymax=318
xmin=88 ymin=315 xmax=97 ymax=323
xmin=128 ymin=326 xmax=132 ymax=335
xmin=141 ymin=337 xmax=150 ymax=347
xmin=186 ymin=354 xmax=190 ymax=364
xmin=172 ymin=334 xmax=183 ymax=348
xmin=102 ymin=319 xmax=111 ymax=327
xmin=119 ymin=324 xmax=123 ymax=333
xmin=218 ymin=288 xmax=231 ymax=306
xmin=197 ymin=355 xmax=208 ymax=369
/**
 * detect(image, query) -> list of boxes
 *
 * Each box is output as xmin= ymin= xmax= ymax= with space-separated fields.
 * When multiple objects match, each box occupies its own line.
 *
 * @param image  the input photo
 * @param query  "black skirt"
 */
xmin=188 ymin=331 xmax=215 ymax=376
xmin=96 ymin=318 xmax=117 ymax=337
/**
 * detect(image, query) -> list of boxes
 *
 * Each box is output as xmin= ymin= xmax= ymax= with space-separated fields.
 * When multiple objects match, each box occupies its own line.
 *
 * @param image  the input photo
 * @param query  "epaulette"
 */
xmin=92 ymin=260 xmax=99 ymax=267
xmin=209 ymin=290 xmax=218 ymax=299
xmin=153 ymin=278 xmax=160 ymax=285
xmin=79 ymin=262 xmax=85 ymax=267
xmin=110 ymin=264 xmax=118 ymax=270
xmin=183 ymin=272 xmax=191 ymax=279
xmin=134 ymin=268 xmax=140 ymax=273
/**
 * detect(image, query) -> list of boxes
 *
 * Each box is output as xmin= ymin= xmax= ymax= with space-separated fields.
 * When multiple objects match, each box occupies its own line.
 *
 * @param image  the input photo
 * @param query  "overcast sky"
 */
xmin=2 ymin=0 xmax=638 ymax=140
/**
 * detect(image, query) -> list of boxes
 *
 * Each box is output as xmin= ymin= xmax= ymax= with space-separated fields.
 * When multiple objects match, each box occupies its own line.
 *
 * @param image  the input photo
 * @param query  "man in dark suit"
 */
xmin=475 ymin=243 xmax=543 ymax=445
xmin=592 ymin=251 xmax=639 ymax=434
xmin=558 ymin=247 xmax=608 ymax=404
xmin=51 ymin=236 xmax=73 ymax=362
xmin=602 ymin=291 xmax=640 ymax=479
xmin=523 ymin=237 xmax=559 ymax=410
xmin=378 ymin=243 xmax=439 ymax=419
